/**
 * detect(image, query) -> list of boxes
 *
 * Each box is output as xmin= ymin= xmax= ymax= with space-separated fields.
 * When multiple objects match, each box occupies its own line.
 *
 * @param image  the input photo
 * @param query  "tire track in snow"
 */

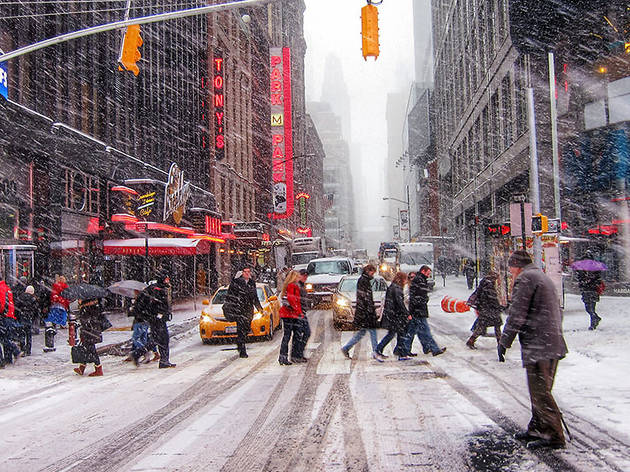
xmin=41 ymin=346 xmax=280 ymax=472
xmin=432 ymin=321 xmax=630 ymax=472
xmin=431 ymin=320 xmax=626 ymax=472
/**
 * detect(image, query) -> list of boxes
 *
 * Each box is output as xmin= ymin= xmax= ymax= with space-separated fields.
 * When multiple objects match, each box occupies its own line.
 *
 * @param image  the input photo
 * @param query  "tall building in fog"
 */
xmin=308 ymin=101 xmax=354 ymax=250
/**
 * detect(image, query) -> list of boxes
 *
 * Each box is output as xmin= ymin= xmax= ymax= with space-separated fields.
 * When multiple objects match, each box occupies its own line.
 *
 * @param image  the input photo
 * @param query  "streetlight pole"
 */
xmin=383 ymin=195 xmax=411 ymax=242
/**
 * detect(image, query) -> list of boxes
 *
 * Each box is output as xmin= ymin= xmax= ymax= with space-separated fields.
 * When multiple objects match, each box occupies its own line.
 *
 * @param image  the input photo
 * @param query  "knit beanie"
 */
xmin=508 ymin=250 xmax=532 ymax=268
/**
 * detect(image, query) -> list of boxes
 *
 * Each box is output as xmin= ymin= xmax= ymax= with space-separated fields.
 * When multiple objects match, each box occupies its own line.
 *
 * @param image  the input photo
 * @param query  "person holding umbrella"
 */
xmin=571 ymin=253 xmax=606 ymax=330
xmin=73 ymin=298 xmax=108 ymax=377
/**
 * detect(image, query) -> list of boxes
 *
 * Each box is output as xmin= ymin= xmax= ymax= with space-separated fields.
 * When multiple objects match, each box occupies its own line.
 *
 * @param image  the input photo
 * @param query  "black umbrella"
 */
xmin=61 ymin=283 xmax=110 ymax=301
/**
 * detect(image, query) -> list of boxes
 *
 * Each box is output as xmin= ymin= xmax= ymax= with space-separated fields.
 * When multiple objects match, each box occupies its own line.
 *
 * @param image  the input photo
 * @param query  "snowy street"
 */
xmin=1 ymin=277 xmax=628 ymax=472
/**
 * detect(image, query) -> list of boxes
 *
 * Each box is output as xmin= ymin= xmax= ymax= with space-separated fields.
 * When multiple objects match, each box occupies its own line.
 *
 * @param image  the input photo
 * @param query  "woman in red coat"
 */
xmin=278 ymin=270 xmax=303 ymax=365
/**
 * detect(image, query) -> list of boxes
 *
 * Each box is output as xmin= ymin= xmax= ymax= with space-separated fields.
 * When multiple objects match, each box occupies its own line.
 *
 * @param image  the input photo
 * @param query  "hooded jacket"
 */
xmin=409 ymin=272 xmax=430 ymax=318
xmin=353 ymin=272 xmax=379 ymax=329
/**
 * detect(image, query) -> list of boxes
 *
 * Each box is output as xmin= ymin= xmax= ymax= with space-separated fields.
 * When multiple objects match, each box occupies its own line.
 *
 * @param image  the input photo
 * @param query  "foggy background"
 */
xmin=304 ymin=0 xmax=420 ymax=255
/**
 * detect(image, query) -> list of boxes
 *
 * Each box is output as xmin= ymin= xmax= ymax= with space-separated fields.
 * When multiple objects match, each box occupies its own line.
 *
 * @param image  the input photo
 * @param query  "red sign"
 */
xmin=269 ymin=47 xmax=294 ymax=219
xmin=205 ymin=215 xmax=222 ymax=237
xmin=214 ymin=50 xmax=225 ymax=160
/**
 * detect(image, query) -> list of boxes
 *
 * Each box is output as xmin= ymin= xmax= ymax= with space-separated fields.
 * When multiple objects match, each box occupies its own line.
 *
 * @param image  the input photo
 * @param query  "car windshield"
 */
xmin=338 ymin=278 xmax=383 ymax=293
xmin=383 ymin=249 xmax=397 ymax=258
xmin=212 ymin=289 xmax=228 ymax=304
xmin=400 ymin=251 xmax=433 ymax=266
xmin=307 ymin=260 xmax=351 ymax=275
xmin=292 ymin=252 xmax=318 ymax=265
xmin=212 ymin=287 xmax=265 ymax=304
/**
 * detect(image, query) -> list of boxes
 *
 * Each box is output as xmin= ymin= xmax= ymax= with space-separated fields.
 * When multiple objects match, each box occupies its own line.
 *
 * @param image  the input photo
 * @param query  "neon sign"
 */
xmin=214 ymin=50 xmax=225 ymax=160
xmin=269 ymin=47 xmax=294 ymax=219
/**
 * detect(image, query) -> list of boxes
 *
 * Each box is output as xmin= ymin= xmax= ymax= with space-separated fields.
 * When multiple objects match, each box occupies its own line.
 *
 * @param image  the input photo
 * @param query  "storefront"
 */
xmin=105 ymin=164 xmax=226 ymax=298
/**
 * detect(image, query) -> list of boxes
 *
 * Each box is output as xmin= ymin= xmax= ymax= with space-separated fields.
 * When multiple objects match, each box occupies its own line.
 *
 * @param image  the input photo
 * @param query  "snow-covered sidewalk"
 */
xmin=429 ymin=276 xmax=630 ymax=443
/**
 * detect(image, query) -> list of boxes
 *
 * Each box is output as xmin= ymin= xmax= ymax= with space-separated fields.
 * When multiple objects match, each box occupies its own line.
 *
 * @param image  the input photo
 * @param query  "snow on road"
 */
xmin=1 ymin=277 xmax=628 ymax=471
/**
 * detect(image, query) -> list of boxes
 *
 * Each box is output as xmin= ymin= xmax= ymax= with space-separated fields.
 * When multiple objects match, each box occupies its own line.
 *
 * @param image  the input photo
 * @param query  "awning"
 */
xmin=103 ymin=238 xmax=212 ymax=256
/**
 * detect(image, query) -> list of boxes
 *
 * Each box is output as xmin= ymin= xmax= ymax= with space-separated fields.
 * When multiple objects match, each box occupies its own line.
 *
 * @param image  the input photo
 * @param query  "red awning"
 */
xmin=103 ymin=238 xmax=212 ymax=256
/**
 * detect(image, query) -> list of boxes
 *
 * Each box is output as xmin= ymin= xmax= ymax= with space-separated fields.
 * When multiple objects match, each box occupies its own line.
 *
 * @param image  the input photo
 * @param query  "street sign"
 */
xmin=510 ymin=202 xmax=532 ymax=237
xmin=0 ymin=62 xmax=8 ymax=99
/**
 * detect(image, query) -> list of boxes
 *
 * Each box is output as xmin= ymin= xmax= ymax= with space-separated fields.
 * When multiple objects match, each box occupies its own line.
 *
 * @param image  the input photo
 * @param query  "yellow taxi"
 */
xmin=199 ymin=283 xmax=281 ymax=343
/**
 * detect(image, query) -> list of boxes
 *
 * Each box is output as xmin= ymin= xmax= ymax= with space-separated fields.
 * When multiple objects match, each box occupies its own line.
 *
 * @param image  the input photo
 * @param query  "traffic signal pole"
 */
xmin=0 ymin=0 xmax=277 ymax=63
xmin=527 ymin=85 xmax=542 ymax=268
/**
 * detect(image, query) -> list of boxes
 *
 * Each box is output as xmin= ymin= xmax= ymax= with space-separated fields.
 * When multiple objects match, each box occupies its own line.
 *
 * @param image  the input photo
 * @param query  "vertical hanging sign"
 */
xmin=269 ymin=47 xmax=294 ymax=219
xmin=213 ymin=50 xmax=225 ymax=160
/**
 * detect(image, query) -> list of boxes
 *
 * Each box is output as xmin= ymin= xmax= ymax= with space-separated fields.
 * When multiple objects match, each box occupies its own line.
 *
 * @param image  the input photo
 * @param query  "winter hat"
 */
xmin=25 ymin=285 xmax=35 ymax=294
xmin=508 ymin=250 xmax=532 ymax=268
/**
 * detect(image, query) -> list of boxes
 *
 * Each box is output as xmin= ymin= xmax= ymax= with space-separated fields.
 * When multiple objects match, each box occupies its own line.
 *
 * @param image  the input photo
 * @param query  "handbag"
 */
xmin=71 ymin=343 xmax=99 ymax=364
xmin=596 ymin=281 xmax=605 ymax=295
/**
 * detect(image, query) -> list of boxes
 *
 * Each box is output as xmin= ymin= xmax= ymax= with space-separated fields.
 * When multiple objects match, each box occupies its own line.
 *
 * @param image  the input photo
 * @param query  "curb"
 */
xmin=97 ymin=319 xmax=199 ymax=356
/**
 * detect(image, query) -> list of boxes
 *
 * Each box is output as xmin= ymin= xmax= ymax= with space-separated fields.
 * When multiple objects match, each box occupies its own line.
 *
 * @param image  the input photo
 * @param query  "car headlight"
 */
xmin=380 ymin=264 xmax=388 ymax=271
xmin=201 ymin=314 xmax=213 ymax=322
xmin=335 ymin=297 xmax=350 ymax=307
xmin=252 ymin=311 xmax=264 ymax=320
xmin=305 ymin=283 xmax=313 ymax=291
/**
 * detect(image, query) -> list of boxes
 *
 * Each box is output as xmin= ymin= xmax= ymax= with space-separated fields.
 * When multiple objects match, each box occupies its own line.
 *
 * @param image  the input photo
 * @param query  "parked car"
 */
xmin=199 ymin=283 xmax=281 ymax=343
xmin=332 ymin=274 xmax=388 ymax=330
xmin=305 ymin=256 xmax=356 ymax=305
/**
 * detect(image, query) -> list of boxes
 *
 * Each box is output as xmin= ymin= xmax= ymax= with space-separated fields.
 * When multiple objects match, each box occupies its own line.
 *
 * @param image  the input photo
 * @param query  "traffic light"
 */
xmin=486 ymin=223 xmax=510 ymax=237
xmin=532 ymin=213 xmax=549 ymax=233
xmin=118 ymin=25 xmax=143 ymax=76
xmin=361 ymin=3 xmax=379 ymax=60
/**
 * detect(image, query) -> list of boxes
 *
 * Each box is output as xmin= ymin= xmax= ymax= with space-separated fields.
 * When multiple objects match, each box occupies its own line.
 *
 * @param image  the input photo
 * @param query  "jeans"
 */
xmin=0 ymin=318 xmax=21 ymax=364
xmin=376 ymin=329 xmax=405 ymax=355
xmin=132 ymin=322 xmax=150 ymax=360
xmin=292 ymin=317 xmax=311 ymax=359
xmin=280 ymin=318 xmax=300 ymax=358
xmin=342 ymin=328 xmax=378 ymax=353
xmin=583 ymin=300 xmax=600 ymax=327
xmin=403 ymin=317 xmax=440 ymax=355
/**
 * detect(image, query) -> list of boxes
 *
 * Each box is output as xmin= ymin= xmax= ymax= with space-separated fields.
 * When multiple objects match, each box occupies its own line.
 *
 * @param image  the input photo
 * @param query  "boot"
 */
xmin=88 ymin=365 xmax=103 ymax=376
xmin=278 ymin=355 xmax=292 ymax=365
xmin=74 ymin=364 xmax=86 ymax=376
xmin=466 ymin=337 xmax=477 ymax=350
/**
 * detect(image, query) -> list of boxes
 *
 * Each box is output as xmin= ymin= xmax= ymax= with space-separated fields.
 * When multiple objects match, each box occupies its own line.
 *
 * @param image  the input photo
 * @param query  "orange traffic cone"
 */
xmin=441 ymin=296 xmax=470 ymax=313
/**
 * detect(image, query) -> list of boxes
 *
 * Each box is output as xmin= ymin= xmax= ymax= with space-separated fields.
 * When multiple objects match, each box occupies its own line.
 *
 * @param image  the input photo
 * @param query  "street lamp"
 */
xmin=383 ymin=185 xmax=411 ymax=242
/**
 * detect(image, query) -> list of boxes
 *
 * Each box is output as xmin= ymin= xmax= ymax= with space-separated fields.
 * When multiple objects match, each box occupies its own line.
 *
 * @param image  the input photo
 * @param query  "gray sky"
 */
xmin=304 ymin=0 xmax=415 ymax=255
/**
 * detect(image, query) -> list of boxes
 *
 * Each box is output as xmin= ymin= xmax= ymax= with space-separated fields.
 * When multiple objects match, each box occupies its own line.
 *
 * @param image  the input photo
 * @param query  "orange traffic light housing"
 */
xmin=361 ymin=4 xmax=379 ymax=60
xmin=118 ymin=24 xmax=143 ymax=76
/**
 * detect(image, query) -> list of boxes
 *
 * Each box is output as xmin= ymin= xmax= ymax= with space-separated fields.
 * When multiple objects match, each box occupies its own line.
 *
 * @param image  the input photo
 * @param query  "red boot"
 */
xmin=74 ymin=364 xmax=86 ymax=376
xmin=88 ymin=365 xmax=103 ymax=377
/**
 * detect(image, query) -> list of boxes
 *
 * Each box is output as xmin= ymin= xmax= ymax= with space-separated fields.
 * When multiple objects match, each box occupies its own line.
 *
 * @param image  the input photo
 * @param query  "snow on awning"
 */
xmin=103 ymin=238 xmax=211 ymax=256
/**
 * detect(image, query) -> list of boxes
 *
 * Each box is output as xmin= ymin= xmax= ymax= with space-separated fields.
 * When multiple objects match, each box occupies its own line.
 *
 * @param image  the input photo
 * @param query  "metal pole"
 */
xmin=0 ymin=0 xmax=278 ymax=63
xmin=145 ymin=237 xmax=149 ymax=283
xmin=527 ymin=87 xmax=542 ymax=267
xmin=548 ymin=52 xmax=562 ymax=221
xmin=520 ymin=202 xmax=527 ymax=251
xmin=406 ymin=185 xmax=411 ymax=242
xmin=193 ymin=255 xmax=197 ymax=312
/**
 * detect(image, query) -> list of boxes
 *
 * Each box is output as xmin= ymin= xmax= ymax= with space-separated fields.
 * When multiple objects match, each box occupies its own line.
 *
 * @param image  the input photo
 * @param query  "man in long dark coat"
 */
xmin=144 ymin=272 xmax=176 ymax=369
xmin=499 ymin=250 xmax=568 ymax=449
xmin=340 ymin=264 xmax=380 ymax=360
xmin=224 ymin=267 xmax=263 ymax=358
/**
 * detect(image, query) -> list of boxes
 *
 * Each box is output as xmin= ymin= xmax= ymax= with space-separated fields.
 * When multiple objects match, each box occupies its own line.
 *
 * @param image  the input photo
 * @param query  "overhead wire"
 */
xmin=0 ymin=1 xmax=208 ymax=20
